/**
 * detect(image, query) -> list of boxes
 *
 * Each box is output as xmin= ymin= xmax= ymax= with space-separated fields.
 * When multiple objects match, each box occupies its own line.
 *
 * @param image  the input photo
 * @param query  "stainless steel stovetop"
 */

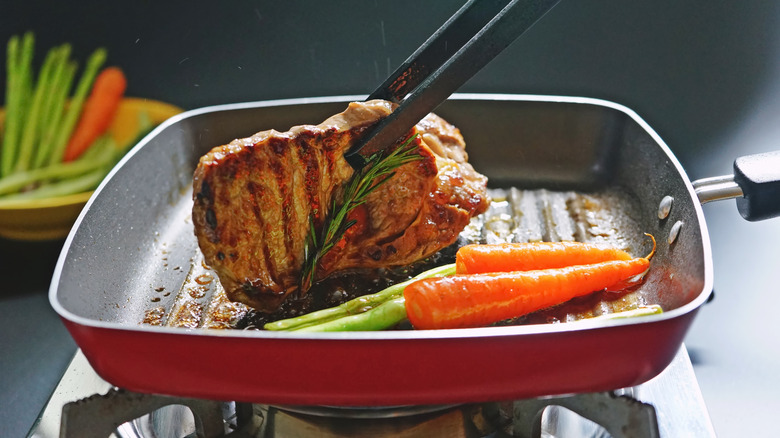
xmin=29 ymin=345 xmax=714 ymax=437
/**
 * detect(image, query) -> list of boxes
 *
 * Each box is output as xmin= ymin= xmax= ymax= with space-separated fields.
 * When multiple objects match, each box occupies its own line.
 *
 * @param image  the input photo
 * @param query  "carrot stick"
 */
xmin=62 ymin=66 xmax=126 ymax=162
xmin=455 ymin=241 xmax=634 ymax=274
xmin=404 ymin=258 xmax=651 ymax=330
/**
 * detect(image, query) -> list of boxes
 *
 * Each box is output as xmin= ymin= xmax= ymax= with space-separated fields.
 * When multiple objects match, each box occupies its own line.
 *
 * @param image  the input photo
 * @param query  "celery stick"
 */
xmin=48 ymin=47 xmax=106 ymax=165
xmin=1 ymin=34 xmax=33 ymax=177
xmin=1 ymin=35 xmax=21 ymax=177
xmin=18 ymin=32 xmax=35 ymax=95
xmin=33 ymin=44 xmax=71 ymax=168
xmin=295 ymin=297 xmax=409 ymax=332
xmin=0 ymin=167 xmax=105 ymax=202
xmin=15 ymin=32 xmax=35 ymax=139
xmin=264 ymin=263 xmax=456 ymax=331
xmin=294 ymin=302 xmax=665 ymax=333
xmin=580 ymin=305 xmax=663 ymax=322
xmin=38 ymin=60 xmax=76 ymax=164
xmin=2 ymin=32 xmax=35 ymax=175
xmin=0 ymin=145 xmax=112 ymax=196
xmin=15 ymin=45 xmax=58 ymax=172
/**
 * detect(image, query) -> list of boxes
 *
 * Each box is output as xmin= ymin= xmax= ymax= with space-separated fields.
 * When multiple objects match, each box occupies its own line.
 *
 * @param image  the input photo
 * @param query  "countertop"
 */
xmin=2 ymin=1 xmax=780 ymax=437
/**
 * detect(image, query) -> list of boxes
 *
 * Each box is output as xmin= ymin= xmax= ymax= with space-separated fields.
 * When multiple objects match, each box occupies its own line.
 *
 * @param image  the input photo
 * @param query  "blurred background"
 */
xmin=2 ymin=1 xmax=779 ymax=436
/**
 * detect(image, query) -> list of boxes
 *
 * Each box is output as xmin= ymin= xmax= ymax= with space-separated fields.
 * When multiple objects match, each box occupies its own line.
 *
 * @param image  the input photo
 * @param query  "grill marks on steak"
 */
xmin=193 ymin=100 xmax=489 ymax=312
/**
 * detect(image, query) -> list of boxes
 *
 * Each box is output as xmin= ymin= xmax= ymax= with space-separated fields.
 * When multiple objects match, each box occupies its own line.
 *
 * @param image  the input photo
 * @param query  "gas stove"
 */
xmin=29 ymin=345 xmax=713 ymax=437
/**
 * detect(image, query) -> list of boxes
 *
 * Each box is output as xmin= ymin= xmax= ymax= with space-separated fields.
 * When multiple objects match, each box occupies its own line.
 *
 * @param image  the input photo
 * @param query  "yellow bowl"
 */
xmin=0 ymin=98 xmax=183 ymax=241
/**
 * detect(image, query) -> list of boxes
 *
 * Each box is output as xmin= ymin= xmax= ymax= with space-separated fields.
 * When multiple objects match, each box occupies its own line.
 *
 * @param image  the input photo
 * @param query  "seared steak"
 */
xmin=192 ymin=100 xmax=489 ymax=311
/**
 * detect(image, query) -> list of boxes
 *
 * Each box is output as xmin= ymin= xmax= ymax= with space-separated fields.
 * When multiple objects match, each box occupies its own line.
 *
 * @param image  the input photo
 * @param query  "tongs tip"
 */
xmin=345 ymin=0 xmax=561 ymax=170
xmin=344 ymin=151 xmax=368 ymax=170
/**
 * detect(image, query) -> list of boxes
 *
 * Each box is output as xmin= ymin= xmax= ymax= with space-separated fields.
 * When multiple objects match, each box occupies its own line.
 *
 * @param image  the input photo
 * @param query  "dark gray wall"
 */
xmin=2 ymin=2 xmax=780 ymax=436
xmin=2 ymin=1 xmax=778 ymax=170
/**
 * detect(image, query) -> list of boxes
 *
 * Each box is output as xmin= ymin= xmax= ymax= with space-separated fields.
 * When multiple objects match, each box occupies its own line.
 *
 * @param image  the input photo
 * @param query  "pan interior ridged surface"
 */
xmin=55 ymin=96 xmax=707 ymax=332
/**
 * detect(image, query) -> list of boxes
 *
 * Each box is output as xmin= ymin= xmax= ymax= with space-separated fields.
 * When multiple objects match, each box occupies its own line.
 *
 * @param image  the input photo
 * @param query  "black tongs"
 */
xmin=343 ymin=0 xmax=561 ymax=169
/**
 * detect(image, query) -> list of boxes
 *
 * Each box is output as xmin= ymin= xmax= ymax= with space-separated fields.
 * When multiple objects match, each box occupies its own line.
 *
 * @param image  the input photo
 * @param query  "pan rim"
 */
xmin=48 ymin=93 xmax=714 ymax=341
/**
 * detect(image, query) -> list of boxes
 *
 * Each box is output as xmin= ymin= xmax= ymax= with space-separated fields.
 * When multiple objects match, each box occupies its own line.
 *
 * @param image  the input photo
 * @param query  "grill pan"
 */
xmin=50 ymin=94 xmax=774 ymax=406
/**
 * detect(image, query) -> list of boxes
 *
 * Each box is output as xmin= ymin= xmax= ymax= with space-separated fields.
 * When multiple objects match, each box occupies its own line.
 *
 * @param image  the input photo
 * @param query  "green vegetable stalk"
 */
xmin=0 ymin=136 xmax=114 ymax=196
xmin=292 ymin=299 xmax=664 ymax=333
xmin=48 ymin=47 xmax=106 ymax=165
xmin=1 ymin=32 xmax=35 ymax=177
xmin=0 ymin=167 xmax=106 ymax=202
xmin=295 ymin=297 xmax=408 ymax=332
xmin=266 ymin=268 xmax=665 ymax=332
xmin=2 ymin=35 xmax=19 ymax=177
xmin=581 ymin=305 xmax=663 ymax=322
xmin=34 ymin=44 xmax=73 ymax=168
xmin=0 ymin=34 xmax=158 ymax=200
xmin=265 ymin=263 xmax=456 ymax=331
xmin=15 ymin=43 xmax=59 ymax=172
xmin=0 ymin=111 xmax=154 ymax=202
xmin=1 ymin=32 xmax=105 ymax=177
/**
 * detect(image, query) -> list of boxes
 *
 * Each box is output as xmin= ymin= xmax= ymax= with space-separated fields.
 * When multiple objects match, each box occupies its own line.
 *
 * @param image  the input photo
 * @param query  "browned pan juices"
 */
xmin=145 ymin=185 xmax=651 ymax=330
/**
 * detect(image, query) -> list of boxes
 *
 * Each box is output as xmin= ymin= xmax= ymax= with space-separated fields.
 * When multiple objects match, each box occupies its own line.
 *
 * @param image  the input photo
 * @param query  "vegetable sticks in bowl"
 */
xmin=0 ymin=31 xmax=134 ymax=201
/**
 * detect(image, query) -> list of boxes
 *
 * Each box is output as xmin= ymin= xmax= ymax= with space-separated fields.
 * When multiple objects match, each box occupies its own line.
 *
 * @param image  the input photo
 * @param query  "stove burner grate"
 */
xmin=59 ymin=387 xmax=659 ymax=438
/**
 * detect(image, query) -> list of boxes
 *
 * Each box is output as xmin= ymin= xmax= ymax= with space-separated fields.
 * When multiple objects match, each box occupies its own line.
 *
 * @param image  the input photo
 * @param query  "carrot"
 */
xmin=405 ymin=236 xmax=656 ymax=330
xmin=404 ymin=259 xmax=650 ymax=329
xmin=62 ymin=66 xmax=126 ymax=161
xmin=455 ymin=241 xmax=633 ymax=274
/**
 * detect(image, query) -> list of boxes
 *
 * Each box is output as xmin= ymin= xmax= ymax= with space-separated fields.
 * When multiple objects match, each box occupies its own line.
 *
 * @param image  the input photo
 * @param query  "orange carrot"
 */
xmin=455 ymin=241 xmax=633 ymax=274
xmin=63 ymin=66 xmax=127 ymax=161
xmin=404 ymin=235 xmax=657 ymax=330
xmin=405 ymin=259 xmax=651 ymax=329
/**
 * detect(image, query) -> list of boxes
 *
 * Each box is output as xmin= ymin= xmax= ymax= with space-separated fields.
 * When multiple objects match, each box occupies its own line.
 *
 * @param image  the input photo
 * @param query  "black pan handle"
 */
xmin=693 ymin=150 xmax=780 ymax=221
xmin=733 ymin=151 xmax=780 ymax=221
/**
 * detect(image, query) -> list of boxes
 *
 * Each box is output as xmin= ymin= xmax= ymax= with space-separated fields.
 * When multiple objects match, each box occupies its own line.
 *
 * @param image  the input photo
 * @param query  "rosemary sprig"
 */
xmin=299 ymin=134 xmax=423 ymax=292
